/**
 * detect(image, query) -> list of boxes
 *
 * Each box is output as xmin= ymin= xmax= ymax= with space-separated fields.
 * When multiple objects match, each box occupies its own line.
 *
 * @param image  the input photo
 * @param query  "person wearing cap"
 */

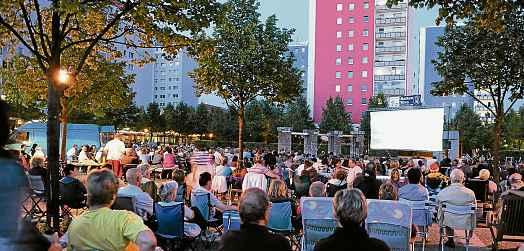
xmin=501 ymin=173 xmax=524 ymax=199
xmin=159 ymin=181 xmax=201 ymax=238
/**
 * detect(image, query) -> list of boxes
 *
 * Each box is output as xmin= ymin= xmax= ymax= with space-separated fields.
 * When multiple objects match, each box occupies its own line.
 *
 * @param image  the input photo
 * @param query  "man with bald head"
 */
xmin=118 ymin=168 xmax=154 ymax=218
xmin=219 ymin=188 xmax=291 ymax=251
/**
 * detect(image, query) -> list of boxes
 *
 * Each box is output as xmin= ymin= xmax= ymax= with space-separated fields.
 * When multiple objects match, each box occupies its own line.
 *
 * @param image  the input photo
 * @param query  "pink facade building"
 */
xmin=308 ymin=0 xmax=375 ymax=123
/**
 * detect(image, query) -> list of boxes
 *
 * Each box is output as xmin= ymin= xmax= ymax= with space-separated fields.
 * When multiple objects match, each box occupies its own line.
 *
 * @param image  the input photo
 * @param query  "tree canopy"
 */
xmin=319 ymin=96 xmax=352 ymax=134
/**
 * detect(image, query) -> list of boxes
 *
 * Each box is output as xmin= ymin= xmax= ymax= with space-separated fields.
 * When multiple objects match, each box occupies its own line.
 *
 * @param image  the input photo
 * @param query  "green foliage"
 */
xmin=283 ymin=96 xmax=315 ymax=132
xmin=503 ymin=108 xmax=524 ymax=150
xmin=192 ymin=103 xmax=210 ymax=135
xmin=452 ymin=105 xmax=490 ymax=154
xmin=145 ymin=102 xmax=165 ymax=133
xmin=207 ymin=107 xmax=237 ymax=141
xmin=319 ymin=96 xmax=351 ymax=134
xmin=244 ymin=99 xmax=284 ymax=143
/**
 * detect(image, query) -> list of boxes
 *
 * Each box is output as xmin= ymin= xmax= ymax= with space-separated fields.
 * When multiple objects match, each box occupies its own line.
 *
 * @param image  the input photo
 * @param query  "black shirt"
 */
xmin=219 ymin=223 xmax=291 ymax=251
xmin=314 ymin=223 xmax=390 ymax=251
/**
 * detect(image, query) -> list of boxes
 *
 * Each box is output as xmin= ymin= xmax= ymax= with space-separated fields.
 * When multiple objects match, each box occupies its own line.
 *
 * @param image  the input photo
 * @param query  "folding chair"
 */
xmin=300 ymin=197 xmax=337 ymax=251
xmin=466 ymin=179 xmax=493 ymax=223
xmin=438 ymin=203 xmax=476 ymax=251
xmin=191 ymin=193 xmax=222 ymax=246
xmin=489 ymin=195 xmax=524 ymax=250
xmin=222 ymin=210 xmax=241 ymax=232
xmin=400 ymin=199 xmax=433 ymax=251
xmin=155 ymin=202 xmax=194 ymax=251
xmin=366 ymin=199 xmax=412 ymax=251
xmin=268 ymin=201 xmax=300 ymax=250
xmin=25 ymin=175 xmax=47 ymax=223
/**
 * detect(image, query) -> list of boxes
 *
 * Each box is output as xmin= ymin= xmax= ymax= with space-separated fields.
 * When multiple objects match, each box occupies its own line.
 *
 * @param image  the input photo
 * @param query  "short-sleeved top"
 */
xmin=104 ymin=139 xmax=126 ymax=161
xmin=67 ymin=207 xmax=149 ymax=251
xmin=191 ymin=186 xmax=226 ymax=218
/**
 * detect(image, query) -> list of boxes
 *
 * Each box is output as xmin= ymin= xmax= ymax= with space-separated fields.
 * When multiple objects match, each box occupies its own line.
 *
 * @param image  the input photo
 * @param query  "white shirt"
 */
xmin=345 ymin=166 xmax=363 ymax=186
xmin=78 ymin=150 xmax=89 ymax=162
xmin=104 ymin=139 xmax=126 ymax=161
xmin=66 ymin=147 xmax=77 ymax=161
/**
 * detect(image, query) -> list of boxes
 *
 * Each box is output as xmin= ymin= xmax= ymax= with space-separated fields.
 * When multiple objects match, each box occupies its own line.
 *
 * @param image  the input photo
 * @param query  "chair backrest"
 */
xmin=440 ymin=202 xmax=476 ymax=230
xmin=191 ymin=192 xmax=211 ymax=221
xmin=175 ymin=183 xmax=186 ymax=203
xmin=300 ymin=197 xmax=337 ymax=251
xmin=399 ymin=199 xmax=432 ymax=227
xmin=28 ymin=175 xmax=45 ymax=192
xmin=268 ymin=201 xmax=293 ymax=232
xmin=111 ymin=196 xmax=136 ymax=213
xmin=223 ymin=210 xmax=241 ymax=232
xmin=499 ymin=196 xmax=524 ymax=236
xmin=465 ymin=179 xmax=489 ymax=202
xmin=155 ymin=202 xmax=184 ymax=238
xmin=366 ymin=199 xmax=412 ymax=251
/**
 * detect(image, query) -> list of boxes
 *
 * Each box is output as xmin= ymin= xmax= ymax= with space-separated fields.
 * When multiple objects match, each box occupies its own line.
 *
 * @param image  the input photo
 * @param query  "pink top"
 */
xmin=163 ymin=153 xmax=176 ymax=168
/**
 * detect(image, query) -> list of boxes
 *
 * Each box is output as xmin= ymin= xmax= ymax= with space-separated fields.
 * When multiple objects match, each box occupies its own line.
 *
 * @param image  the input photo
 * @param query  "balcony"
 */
xmin=376 ymin=31 xmax=406 ymax=40
xmin=374 ymin=74 xmax=405 ymax=81
xmin=375 ymin=46 xmax=406 ymax=54
xmin=374 ymin=60 xmax=406 ymax=67
xmin=376 ymin=4 xmax=408 ymax=13
xmin=376 ymin=17 xmax=407 ymax=26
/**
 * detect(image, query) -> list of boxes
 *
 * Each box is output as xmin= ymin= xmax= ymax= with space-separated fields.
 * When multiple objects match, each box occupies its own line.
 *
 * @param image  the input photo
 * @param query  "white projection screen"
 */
xmin=370 ymin=108 xmax=444 ymax=151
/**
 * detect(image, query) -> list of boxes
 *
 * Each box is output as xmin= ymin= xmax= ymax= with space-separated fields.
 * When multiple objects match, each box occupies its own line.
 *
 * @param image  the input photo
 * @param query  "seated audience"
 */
xmin=399 ymin=168 xmax=429 ymax=201
xmin=437 ymin=169 xmax=476 ymax=248
xmin=426 ymin=162 xmax=448 ymax=190
xmin=137 ymin=147 xmax=150 ymax=164
xmin=28 ymin=155 xmax=48 ymax=188
xmin=173 ymin=168 xmax=188 ymax=202
xmin=59 ymin=164 xmax=87 ymax=209
xmin=326 ymin=170 xmax=347 ymax=197
xmin=191 ymin=172 xmax=236 ymax=222
xmin=345 ymin=159 xmax=363 ymax=187
xmin=158 ymin=181 xmax=201 ymax=238
xmin=77 ymin=145 xmax=90 ymax=163
xmin=379 ymin=182 xmax=398 ymax=201
xmin=117 ymin=168 xmax=154 ymax=218
xmin=121 ymin=148 xmax=139 ymax=165
xmin=354 ymin=163 xmax=380 ymax=199
xmin=314 ymin=189 xmax=390 ymax=251
xmin=309 ymin=181 xmax=327 ymax=197
xmin=294 ymin=168 xmax=312 ymax=198
xmin=138 ymin=163 xmax=159 ymax=202
xmin=389 ymin=168 xmax=403 ymax=189
xmin=66 ymin=169 xmax=157 ymax=250
xmin=501 ymin=173 xmax=524 ymax=199
xmin=476 ymin=169 xmax=497 ymax=194
xmin=219 ymin=188 xmax=292 ymax=251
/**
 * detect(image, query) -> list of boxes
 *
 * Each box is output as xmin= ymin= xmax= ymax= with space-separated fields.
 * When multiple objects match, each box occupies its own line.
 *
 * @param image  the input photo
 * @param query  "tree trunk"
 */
xmin=493 ymin=115 xmax=502 ymax=182
xmin=60 ymin=98 xmax=67 ymax=161
xmin=46 ymin=77 xmax=61 ymax=232
xmin=238 ymin=106 xmax=245 ymax=168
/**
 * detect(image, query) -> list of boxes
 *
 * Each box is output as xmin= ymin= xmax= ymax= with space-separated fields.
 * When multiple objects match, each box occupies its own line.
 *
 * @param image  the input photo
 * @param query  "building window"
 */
xmin=154 ymin=87 xmax=158 ymax=90
xmin=347 ymin=98 xmax=353 ymax=106
xmin=361 ymin=98 xmax=368 ymax=105
xmin=337 ymin=3 xmax=343 ymax=11
xmin=348 ymin=30 xmax=354 ymax=37
xmin=336 ymin=31 xmax=342 ymax=38
xmin=362 ymin=56 xmax=368 ymax=64
xmin=347 ymin=71 xmax=354 ymax=78
xmin=364 ymin=2 xmax=369 ymax=9
xmin=349 ymin=17 xmax=355 ymax=23
xmin=173 ymin=94 xmax=178 ymax=98
xmin=154 ymin=95 xmax=158 ymax=98
xmin=335 ymin=72 xmax=341 ymax=78
xmin=336 ymin=58 xmax=342 ymax=65
xmin=349 ymin=3 xmax=355 ymax=10
xmin=348 ymin=44 xmax=354 ymax=51
xmin=160 ymin=103 xmax=165 ymax=106
xmin=363 ymin=16 xmax=369 ymax=23
xmin=361 ymin=84 xmax=368 ymax=92
xmin=348 ymin=57 xmax=354 ymax=65
xmin=336 ymin=44 xmax=342 ymax=52
xmin=362 ymin=43 xmax=369 ymax=50
xmin=160 ymin=87 xmax=166 ymax=90
xmin=335 ymin=85 xmax=341 ymax=92
xmin=362 ymin=29 xmax=369 ymax=36
xmin=160 ymin=95 xmax=166 ymax=98
xmin=347 ymin=84 xmax=353 ymax=92
xmin=362 ymin=71 xmax=368 ymax=77
xmin=336 ymin=17 xmax=342 ymax=25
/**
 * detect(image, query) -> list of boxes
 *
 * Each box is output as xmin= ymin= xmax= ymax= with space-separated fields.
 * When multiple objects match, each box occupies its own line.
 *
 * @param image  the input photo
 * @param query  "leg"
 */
xmin=444 ymin=227 xmax=456 ymax=248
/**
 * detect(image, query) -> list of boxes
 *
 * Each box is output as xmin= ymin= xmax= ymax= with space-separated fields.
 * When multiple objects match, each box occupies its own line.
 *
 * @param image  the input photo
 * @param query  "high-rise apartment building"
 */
xmin=288 ymin=42 xmax=308 ymax=95
xmin=373 ymin=0 xmax=408 ymax=96
xmin=308 ymin=0 xmax=375 ymax=123
xmin=151 ymin=49 xmax=198 ymax=108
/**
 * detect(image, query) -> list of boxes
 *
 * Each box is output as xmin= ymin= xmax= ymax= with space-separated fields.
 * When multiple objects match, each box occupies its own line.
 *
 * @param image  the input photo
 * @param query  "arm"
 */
xmin=135 ymin=230 xmax=157 ymax=251
xmin=265 ymin=169 xmax=280 ymax=179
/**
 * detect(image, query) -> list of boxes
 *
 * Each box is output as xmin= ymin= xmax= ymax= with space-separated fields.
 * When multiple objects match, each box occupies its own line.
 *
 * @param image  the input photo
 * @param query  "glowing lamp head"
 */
xmin=57 ymin=69 xmax=70 ymax=84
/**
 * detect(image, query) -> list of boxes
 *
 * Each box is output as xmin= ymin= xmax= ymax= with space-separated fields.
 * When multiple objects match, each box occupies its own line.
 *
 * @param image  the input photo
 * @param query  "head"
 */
xmin=333 ymin=189 xmax=368 ymax=227
xmin=348 ymin=159 xmax=356 ymax=168
xmin=407 ymin=167 xmax=422 ymax=185
xmin=509 ymin=173 xmax=524 ymax=190
xmin=267 ymin=180 xmax=288 ymax=201
xmin=30 ymin=155 xmax=45 ymax=169
xmin=335 ymin=169 xmax=347 ymax=181
xmin=86 ymin=169 xmax=119 ymax=207
xmin=309 ymin=181 xmax=326 ymax=197
xmin=137 ymin=163 xmax=151 ymax=179
xmin=389 ymin=160 xmax=400 ymax=170
xmin=199 ymin=172 xmax=212 ymax=190
xmin=173 ymin=169 xmax=185 ymax=184
xmin=365 ymin=162 xmax=376 ymax=176
xmin=82 ymin=145 xmax=88 ymax=152
xmin=429 ymin=162 xmax=440 ymax=173
xmin=390 ymin=168 xmax=400 ymax=182
xmin=72 ymin=144 xmax=78 ymax=149
xmin=239 ymin=188 xmax=270 ymax=225
xmin=333 ymin=159 xmax=342 ymax=168
xmin=479 ymin=169 xmax=490 ymax=181
xmin=64 ymin=164 xmax=79 ymax=177
xmin=450 ymin=169 xmax=465 ymax=184
xmin=125 ymin=168 xmax=141 ymax=186
xmin=379 ymin=182 xmax=398 ymax=200
xmin=159 ymin=181 xmax=179 ymax=202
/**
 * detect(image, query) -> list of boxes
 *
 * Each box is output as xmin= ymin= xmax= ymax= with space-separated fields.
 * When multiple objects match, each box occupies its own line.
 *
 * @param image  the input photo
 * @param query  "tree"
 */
xmin=503 ymin=109 xmax=524 ymax=150
xmin=173 ymin=102 xmax=194 ymax=137
xmin=191 ymin=0 xmax=301 ymax=166
xmin=452 ymin=105 xmax=489 ymax=155
xmin=283 ymin=96 xmax=315 ymax=132
xmin=319 ymin=96 xmax=351 ymax=134
xmin=360 ymin=94 xmax=388 ymax=152
xmin=192 ymin=103 xmax=210 ymax=136
xmin=244 ymin=99 xmax=283 ymax=143
xmin=431 ymin=9 xmax=524 ymax=180
xmin=145 ymin=103 xmax=165 ymax=141
xmin=208 ymin=107 xmax=237 ymax=141
xmin=0 ymin=0 xmax=219 ymax=230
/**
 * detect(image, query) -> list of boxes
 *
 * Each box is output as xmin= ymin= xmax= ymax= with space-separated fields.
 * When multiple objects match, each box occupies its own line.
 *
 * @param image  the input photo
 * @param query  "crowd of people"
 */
xmin=1 ymin=97 xmax=524 ymax=250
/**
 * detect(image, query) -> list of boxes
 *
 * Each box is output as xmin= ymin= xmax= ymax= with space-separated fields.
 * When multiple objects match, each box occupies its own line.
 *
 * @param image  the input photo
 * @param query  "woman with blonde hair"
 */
xmin=477 ymin=169 xmax=498 ymax=194
xmin=268 ymin=179 xmax=289 ymax=201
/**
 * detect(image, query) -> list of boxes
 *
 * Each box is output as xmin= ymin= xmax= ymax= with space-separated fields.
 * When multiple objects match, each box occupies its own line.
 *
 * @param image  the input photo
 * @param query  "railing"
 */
xmin=374 ymin=74 xmax=405 ymax=81
xmin=376 ymin=4 xmax=408 ymax=12
xmin=374 ymin=60 xmax=406 ymax=67
xmin=376 ymin=32 xmax=406 ymax=39
xmin=376 ymin=17 xmax=407 ymax=25
xmin=375 ymin=46 xmax=406 ymax=53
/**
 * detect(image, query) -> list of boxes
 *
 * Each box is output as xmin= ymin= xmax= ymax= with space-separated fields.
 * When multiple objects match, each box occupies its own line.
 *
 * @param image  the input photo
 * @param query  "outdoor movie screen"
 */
xmin=370 ymin=108 xmax=444 ymax=152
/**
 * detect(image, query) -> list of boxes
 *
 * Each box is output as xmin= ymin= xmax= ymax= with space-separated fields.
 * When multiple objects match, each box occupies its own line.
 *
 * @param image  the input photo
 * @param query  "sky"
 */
xmin=258 ymin=0 xmax=309 ymax=42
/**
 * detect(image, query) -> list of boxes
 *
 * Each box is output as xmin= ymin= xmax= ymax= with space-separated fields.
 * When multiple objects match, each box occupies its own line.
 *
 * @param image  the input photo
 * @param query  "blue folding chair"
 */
xmin=155 ymin=202 xmax=185 ymax=250
xmin=366 ymin=199 xmax=412 ymax=251
xmin=400 ymin=199 xmax=433 ymax=251
xmin=268 ymin=201 xmax=299 ymax=249
xmin=191 ymin=192 xmax=223 ymax=245
xmin=223 ymin=210 xmax=241 ymax=232
xmin=300 ymin=197 xmax=337 ymax=251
